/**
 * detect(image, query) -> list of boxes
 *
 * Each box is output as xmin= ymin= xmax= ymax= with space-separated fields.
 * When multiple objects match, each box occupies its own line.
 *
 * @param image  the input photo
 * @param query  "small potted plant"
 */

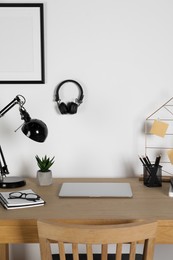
xmin=35 ymin=155 xmax=55 ymax=186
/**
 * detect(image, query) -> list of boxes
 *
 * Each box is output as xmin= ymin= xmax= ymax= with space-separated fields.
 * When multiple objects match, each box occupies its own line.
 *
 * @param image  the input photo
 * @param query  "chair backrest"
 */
xmin=37 ymin=220 xmax=158 ymax=260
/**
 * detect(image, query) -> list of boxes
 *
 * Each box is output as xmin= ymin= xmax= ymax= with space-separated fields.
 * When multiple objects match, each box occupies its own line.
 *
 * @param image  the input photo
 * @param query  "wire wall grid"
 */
xmin=145 ymin=97 xmax=173 ymax=176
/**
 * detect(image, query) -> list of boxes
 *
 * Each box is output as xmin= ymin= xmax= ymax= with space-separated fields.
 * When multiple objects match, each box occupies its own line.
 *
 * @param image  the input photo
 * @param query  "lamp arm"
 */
xmin=0 ymin=146 xmax=9 ymax=178
xmin=0 ymin=95 xmax=26 ymax=118
xmin=0 ymin=98 xmax=18 ymax=117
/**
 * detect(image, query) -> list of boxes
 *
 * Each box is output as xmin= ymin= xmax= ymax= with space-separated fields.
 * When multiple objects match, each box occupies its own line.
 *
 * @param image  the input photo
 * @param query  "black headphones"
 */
xmin=55 ymin=79 xmax=84 ymax=114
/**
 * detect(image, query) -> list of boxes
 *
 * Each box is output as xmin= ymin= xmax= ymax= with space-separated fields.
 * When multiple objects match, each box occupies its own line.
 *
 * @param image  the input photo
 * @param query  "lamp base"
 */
xmin=0 ymin=177 xmax=26 ymax=188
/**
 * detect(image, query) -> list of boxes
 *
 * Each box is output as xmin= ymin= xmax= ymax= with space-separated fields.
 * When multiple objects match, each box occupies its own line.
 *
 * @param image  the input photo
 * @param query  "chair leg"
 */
xmin=0 ymin=244 xmax=9 ymax=260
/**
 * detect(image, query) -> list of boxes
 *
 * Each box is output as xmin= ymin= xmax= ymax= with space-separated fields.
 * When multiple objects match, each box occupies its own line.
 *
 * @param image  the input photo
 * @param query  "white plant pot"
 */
xmin=37 ymin=170 xmax=52 ymax=186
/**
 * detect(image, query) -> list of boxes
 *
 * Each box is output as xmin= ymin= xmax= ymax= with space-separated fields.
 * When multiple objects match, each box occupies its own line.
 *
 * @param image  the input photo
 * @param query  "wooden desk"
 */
xmin=0 ymin=177 xmax=173 ymax=260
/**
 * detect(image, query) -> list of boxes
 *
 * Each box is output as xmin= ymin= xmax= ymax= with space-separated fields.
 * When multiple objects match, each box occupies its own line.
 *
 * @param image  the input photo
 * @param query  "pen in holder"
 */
xmin=139 ymin=155 xmax=162 ymax=187
xmin=143 ymin=164 xmax=162 ymax=187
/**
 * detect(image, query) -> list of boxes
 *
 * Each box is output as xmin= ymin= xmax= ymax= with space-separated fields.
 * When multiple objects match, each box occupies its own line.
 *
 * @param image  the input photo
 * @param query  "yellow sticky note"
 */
xmin=150 ymin=120 xmax=169 ymax=137
xmin=167 ymin=150 xmax=173 ymax=164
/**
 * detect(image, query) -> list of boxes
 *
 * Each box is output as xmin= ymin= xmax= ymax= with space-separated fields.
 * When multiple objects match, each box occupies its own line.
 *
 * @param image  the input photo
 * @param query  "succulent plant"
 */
xmin=35 ymin=155 xmax=55 ymax=172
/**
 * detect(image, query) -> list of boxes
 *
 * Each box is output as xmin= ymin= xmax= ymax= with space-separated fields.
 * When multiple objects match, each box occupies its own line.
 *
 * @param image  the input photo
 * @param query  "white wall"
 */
xmin=0 ymin=0 xmax=173 ymax=259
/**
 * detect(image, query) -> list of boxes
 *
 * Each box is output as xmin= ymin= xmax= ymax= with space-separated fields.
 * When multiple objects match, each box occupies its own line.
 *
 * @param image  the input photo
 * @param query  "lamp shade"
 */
xmin=21 ymin=119 xmax=48 ymax=142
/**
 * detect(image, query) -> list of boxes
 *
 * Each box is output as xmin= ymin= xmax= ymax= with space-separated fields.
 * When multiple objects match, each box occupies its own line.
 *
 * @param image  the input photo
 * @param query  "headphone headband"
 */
xmin=55 ymin=79 xmax=84 ymax=105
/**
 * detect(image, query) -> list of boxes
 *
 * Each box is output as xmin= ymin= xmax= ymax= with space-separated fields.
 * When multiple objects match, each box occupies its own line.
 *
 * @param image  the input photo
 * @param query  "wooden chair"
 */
xmin=37 ymin=220 xmax=158 ymax=260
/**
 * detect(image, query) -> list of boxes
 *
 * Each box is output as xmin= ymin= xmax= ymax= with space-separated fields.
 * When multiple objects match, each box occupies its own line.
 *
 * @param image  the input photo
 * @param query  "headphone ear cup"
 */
xmin=58 ymin=102 xmax=68 ymax=114
xmin=67 ymin=102 xmax=78 ymax=114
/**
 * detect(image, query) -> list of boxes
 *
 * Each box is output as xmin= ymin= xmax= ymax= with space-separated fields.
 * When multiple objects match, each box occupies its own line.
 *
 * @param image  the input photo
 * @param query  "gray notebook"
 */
xmin=59 ymin=182 xmax=133 ymax=198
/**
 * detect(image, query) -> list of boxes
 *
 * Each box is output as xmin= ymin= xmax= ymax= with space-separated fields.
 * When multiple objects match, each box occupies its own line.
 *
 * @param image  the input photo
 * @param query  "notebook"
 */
xmin=0 ymin=189 xmax=45 ymax=209
xmin=59 ymin=182 xmax=133 ymax=198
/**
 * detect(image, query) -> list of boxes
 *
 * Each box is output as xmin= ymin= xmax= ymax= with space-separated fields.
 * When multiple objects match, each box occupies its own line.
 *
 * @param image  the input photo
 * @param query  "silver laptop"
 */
xmin=59 ymin=182 xmax=133 ymax=198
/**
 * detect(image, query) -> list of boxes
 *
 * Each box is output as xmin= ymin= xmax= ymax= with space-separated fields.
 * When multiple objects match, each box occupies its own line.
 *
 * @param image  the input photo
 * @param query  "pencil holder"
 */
xmin=143 ymin=165 xmax=162 ymax=187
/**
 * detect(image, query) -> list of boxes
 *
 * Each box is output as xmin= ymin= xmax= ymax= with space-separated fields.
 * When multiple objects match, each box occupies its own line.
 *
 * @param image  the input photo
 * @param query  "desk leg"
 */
xmin=0 ymin=244 xmax=9 ymax=260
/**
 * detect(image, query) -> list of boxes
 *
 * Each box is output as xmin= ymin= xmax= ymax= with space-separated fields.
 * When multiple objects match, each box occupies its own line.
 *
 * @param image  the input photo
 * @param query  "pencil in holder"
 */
xmin=143 ymin=164 xmax=162 ymax=187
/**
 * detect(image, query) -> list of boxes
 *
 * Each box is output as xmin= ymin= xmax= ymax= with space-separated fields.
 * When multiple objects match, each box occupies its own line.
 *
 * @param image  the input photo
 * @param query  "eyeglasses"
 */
xmin=8 ymin=192 xmax=40 ymax=202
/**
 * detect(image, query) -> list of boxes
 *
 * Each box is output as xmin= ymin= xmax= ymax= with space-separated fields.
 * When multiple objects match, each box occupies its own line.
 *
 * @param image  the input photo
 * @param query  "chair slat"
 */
xmin=72 ymin=243 xmax=79 ymax=260
xmin=86 ymin=244 xmax=93 ymax=260
xmin=129 ymin=242 xmax=136 ymax=260
xmin=101 ymin=244 xmax=108 ymax=260
xmin=116 ymin=243 xmax=123 ymax=260
xmin=58 ymin=241 xmax=66 ymax=260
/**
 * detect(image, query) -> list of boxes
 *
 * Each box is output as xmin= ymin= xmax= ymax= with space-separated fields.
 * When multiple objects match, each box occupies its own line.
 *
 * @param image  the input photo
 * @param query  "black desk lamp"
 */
xmin=0 ymin=94 xmax=48 ymax=188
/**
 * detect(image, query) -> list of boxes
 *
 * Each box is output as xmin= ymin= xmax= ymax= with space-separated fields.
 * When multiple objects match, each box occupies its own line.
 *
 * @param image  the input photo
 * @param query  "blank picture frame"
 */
xmin=0 ymin=3 xmax=45 ymax=84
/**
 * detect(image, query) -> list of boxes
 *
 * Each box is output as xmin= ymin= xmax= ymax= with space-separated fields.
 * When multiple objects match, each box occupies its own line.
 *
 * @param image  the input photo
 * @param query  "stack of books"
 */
xmin=0 ymin=189 xmax=45 ymax=209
